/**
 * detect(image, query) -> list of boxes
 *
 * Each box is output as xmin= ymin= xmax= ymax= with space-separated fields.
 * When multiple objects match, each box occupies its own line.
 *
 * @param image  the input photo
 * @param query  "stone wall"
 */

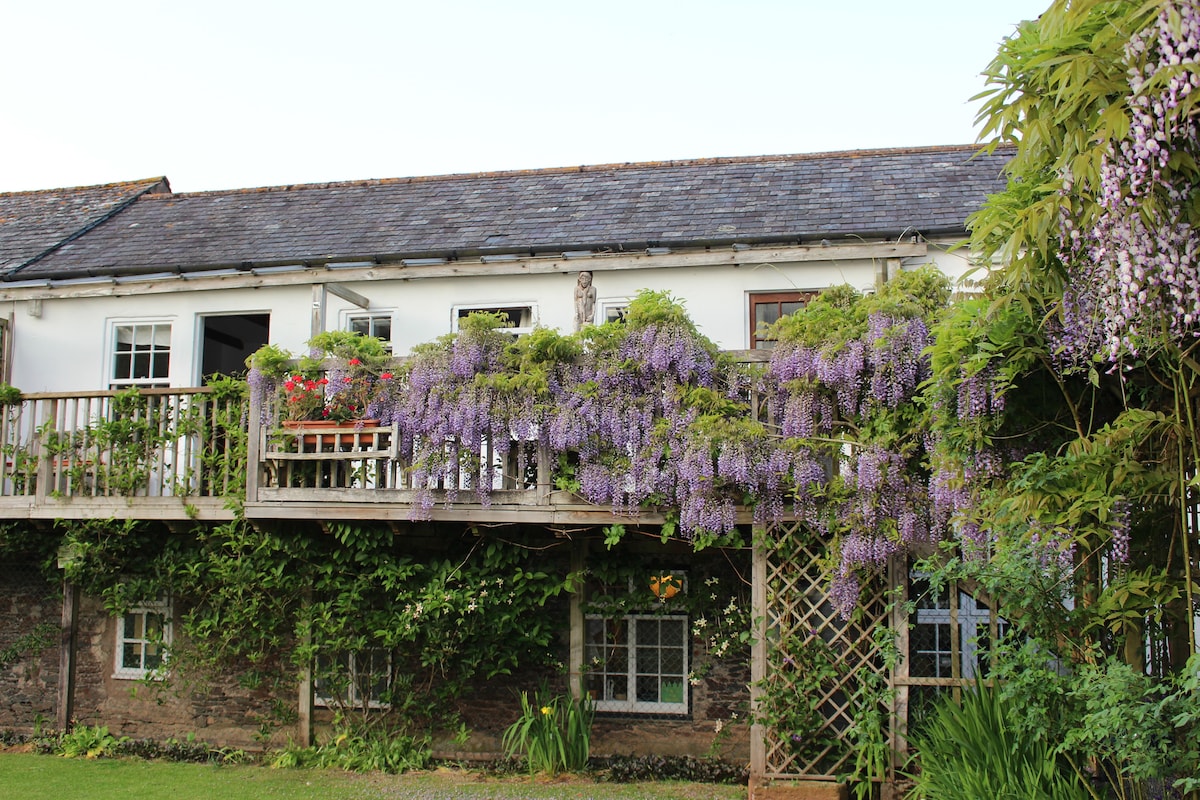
xmin=0 ymin=564 xmax=59 ymax=731
xmin=590 ymin=658 xmax=751 ymax=762
xmin=70 ymin=594 xmax=297 ymax=750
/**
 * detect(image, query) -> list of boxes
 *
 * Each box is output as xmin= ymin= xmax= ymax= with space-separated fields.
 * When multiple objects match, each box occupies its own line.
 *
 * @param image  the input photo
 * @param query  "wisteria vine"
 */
xmin=1059 ymin=0 xmax=1200 ymax=364
xmin=252 ymin=274 xmax=978 ymax=617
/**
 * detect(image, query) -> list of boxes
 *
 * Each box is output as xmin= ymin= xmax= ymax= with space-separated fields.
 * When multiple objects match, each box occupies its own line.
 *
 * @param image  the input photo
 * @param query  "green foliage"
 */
xmin=600 ymin=754 xmax=747 ymax=784
xmin=303 ymin=330 xmax=388 ymax=365
xmin=984 ymin=642 xmax=1200 ymax=799
xmin=1061 ymin=656 xmax=1200 ymax=797
xmin=501 ymin=686 xmax=595 ymax=776
xmin=841 ymin=627 xmax=901 ymax=800
xmin=767 ymin=283 xmax=863 ymax=349
xmin=908 ymin=683 xmax=1089 ymax=800
xmin=111 ymin=735 xmax=250 ymax=764
xmin=0 ymin=621 xmax=57 ymax=670
xmin=623 ymin=290 xmax=708 ymax=342
xmin=245 ymin=343 xmax=293 ymax=379
xmin=964 ymin=0 xmax=1199 ymax=670
xmin=271 ymin=722 xmax=432 ymax=774
xmin=971 ymin=0 xmax=1155 ymax=291
xmin=753 ymin=631 xmax=843 ymax=767
xmin=0 ymin=382 xmax=22 ymax=406
xmin=55 ymin=725 xmax=128 ymax=759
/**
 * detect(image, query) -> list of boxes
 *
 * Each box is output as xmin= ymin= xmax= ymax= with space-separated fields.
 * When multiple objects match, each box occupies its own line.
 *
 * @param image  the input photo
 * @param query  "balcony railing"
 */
xmin=0 ymin=387 xmax=245 ymax=520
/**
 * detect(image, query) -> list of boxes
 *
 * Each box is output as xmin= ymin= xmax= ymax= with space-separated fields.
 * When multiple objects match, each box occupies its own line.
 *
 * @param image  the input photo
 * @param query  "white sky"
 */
xmin=0 ymin=0 xmax=1048 ymax=194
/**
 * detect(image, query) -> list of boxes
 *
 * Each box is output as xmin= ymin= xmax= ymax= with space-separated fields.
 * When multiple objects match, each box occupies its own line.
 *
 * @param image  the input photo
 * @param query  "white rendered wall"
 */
xmin=2 ymin=241 xmax=975 ymax=393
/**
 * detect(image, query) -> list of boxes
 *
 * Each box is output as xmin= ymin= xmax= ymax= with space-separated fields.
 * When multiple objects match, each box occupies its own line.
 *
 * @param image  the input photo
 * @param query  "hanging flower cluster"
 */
xmin=394 ymin=311 xmax=549 ymax=510
xmin=389 ymin=293 xmax=782 ymax=537
xmin=1058 ymin=0 xmax=1200 ymax=364
xmin=763 ymin=269 xmax=949 ymax=615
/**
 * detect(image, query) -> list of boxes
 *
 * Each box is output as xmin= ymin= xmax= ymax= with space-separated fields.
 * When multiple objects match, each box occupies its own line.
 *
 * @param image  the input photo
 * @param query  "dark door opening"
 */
xmin=201 ymin=314 xmax=270 ymax=380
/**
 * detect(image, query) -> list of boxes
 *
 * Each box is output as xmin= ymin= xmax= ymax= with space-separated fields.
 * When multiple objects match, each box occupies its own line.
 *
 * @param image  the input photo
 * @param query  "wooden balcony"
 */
xmin=0 ymin=351 xmax=768 ymax=525
xmin=0 ymin=388 xmax=689 ymax=525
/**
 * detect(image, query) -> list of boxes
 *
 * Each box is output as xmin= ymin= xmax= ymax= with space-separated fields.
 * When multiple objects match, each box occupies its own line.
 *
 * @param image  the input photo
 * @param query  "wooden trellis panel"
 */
xmin=753 ymin=520 xmax=891 ymax=782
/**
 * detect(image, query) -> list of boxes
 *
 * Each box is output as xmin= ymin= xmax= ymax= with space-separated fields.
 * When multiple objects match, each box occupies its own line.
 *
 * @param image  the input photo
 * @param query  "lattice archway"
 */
xmin=751 ymin=520 xmax=892 ymax=784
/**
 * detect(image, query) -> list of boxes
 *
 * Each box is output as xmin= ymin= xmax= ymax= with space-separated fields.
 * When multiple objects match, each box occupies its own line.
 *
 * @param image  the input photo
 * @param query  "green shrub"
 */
xmin=0 ymin=382 xmax=22 ymax=406
xmin=501 ymin=687 xmax=594 ymax=776
xmin=113 ymin=736 xmax=250 ymax=764
xmin=271 ymin=725 xmax=431 ymax=774
xmin=56 ymin=725 xmax=126 ymax=759
xmin=908 ymin=683 xmax=1088 ymax=800
xmin=601 ymin=754 xmax=747 ymax=784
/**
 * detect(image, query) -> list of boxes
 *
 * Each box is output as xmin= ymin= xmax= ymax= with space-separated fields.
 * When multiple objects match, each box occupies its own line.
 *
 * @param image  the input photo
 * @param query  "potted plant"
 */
xmin=303 ymin=331 xmax=391 ymax=424
xmin=247 ymin=332 xmax=395 ymax=428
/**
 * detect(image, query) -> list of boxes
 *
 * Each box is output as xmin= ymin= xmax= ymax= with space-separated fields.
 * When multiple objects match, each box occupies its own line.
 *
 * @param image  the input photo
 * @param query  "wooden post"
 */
xmin=311 ymin=284 xmax=327 ymax=339
xmin=876 ymin=257 xmax=901 ymax=289
xmin=568 ymin=539 xmax=586 ymax=698
xmin=245 ymin=381 xmax=263 ymax=502
xmin=888 ymin=555 xmax=909 ymax=786
xmin=56 ymin=579 xmax=78 ymax=731
xmin=33 ymin=398 xmax=56 ymax=505
xmin=750 ymin=529 xmax=769 ymax=783
xmin=297 ymin=589 xmax=313 ymax=746
xmin=536 ymin=443 xmax=552 ymax=505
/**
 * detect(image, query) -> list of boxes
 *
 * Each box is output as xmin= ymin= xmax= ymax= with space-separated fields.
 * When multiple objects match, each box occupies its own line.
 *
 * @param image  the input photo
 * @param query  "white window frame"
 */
xmin=342 ymin=311 xmax=394 ymax=350
xmin=451 ymin=302 xmax=538 ymax=336
xmin=314 ymin=648 xmax=393 ymax=710
xmin=908 ymin=571 xmax=1007 ymax=681
xmin=598 ymin=297 xmax=632 ymax=325
xmin=109 ymin=319 xmax=173 ymax=388
xmin=584 ymin=613 xmax=689 ymax=714
xmin=114 ymin=599 xmax=171 ymax=680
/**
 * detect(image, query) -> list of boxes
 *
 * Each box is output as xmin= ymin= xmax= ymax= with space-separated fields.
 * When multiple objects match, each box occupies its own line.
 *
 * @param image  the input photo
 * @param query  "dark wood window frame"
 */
xmin=749 ymin=291 xmax=817 ymax=349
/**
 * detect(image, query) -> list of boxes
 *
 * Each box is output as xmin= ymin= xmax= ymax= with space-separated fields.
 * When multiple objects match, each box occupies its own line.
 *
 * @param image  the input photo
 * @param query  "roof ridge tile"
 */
xmin=151 ymin=144 xmax=991 ymax=199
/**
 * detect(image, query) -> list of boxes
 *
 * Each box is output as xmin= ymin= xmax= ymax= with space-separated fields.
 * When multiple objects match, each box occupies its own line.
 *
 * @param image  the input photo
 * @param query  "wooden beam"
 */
xmin=0 ymin=242 xmax=933 ymax=301
xmin=568 ymin=539 xmax=586 ymax=700
xmin=297 ymin=588 xmax=313 ymax=747
xmin=243 ymin=498 xmax=757 ymax=526
xmin=27 ymin=497 xmax=234 ymax=522
xmin=889 ymin=554 xmax=908 ymax=783
xmin=311 ymin=284 xmax=326 ymax=339
xmin=326 ymin=283 xmax=370 ymax=310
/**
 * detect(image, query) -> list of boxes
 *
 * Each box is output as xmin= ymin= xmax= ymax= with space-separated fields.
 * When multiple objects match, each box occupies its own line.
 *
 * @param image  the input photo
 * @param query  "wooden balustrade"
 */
xmin=0 ymin=387 xmax=245 ymax=520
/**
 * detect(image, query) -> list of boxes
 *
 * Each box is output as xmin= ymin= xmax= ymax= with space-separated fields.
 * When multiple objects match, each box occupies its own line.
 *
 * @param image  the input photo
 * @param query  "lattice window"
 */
xmin=314 ymin=648 xmax=393 ymax=710
xmin=897 ymin=569 xmax=1008 ymax=736
xmin=749 ymin=292 xmax=816 ymax=349
xmin=347 ymin=313 xmax=393 ymax=348
xmin=585 ymin=614 xmax=689 ymax=714
xmin=111 ymin=322 xmax=171 ymax=388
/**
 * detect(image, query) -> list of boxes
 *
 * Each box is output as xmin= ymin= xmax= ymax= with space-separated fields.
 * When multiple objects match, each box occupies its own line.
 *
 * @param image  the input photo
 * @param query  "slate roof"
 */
xmin=11 ymin=146 xmax=1010 ymax=281
xmin=0 ymin=178 xmax=170 ymax=275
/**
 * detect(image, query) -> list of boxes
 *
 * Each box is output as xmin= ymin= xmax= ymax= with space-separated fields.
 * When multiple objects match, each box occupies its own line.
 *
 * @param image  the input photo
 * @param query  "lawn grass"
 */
xmin=0 ymin=753 xmax=746 ymax=800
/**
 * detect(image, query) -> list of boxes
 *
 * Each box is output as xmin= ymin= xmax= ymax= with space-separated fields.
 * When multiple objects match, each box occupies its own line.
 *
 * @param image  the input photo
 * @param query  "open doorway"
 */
xmin=200 ymin=314 xmax=270 ymax=381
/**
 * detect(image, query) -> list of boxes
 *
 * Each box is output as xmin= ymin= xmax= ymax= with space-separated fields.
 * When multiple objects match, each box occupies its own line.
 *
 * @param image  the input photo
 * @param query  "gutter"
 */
xmin=4 ymin=225 xmax=963 ymax=284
